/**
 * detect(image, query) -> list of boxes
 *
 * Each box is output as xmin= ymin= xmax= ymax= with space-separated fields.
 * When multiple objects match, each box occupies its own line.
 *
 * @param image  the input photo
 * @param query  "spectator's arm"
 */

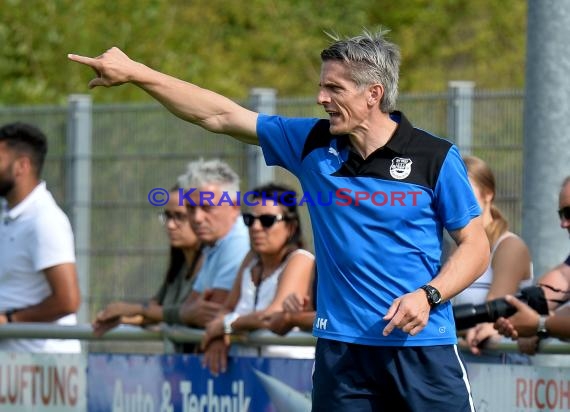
xmin=544 ymin=314 xmax=570 ymax=339
xmin=232 ymin=252 xmax=314 ymax=332
xmin=266 ymin=310 xmax=316 ymax=335
xmin=179 ymin=290 xmax=223 ymax=328
xmin=538 ymin=262 xmax=570 ymax=311
xmin=7 ymin=263 xmax=80 ymax=322
xmin=486 ymin=235 xmax=532 ymax=300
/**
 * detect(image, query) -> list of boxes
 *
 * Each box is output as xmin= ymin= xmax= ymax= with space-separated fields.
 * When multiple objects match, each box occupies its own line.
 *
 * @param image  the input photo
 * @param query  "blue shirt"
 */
xmin=257 ymin=112 xmax=480 ymax=346
xmin=193 ymin=218 xmax=250 ymax=293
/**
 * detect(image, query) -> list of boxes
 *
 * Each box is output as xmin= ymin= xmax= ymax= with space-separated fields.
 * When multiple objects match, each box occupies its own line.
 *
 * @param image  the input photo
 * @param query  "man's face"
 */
xmin=186 ymin=183 xmax=240 ymax=244
xmin=317 ymin=60 xmax=371 ymax=136
xmin=0 ymin=142 xmax=16 ymax=197
xmin=559 ymin=182 xmax=570 ymax=236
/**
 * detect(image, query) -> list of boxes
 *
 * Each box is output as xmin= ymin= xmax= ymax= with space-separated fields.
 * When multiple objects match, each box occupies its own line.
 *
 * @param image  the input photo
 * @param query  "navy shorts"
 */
xmin=311 ymin=338 xmax=474 ymax=412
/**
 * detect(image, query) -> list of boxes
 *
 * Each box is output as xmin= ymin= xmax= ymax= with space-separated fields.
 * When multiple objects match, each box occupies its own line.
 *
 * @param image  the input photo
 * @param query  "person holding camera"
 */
xmin=494 ymin=176 xmax=570 ymax=350
xmin=453 ymin=156 xmax=533 ymax=363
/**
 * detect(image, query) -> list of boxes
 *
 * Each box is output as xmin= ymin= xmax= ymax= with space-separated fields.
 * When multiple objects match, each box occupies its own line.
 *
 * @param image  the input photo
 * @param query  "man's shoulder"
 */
xmin=31 ymin=200 xmax=72 ymax=230
xmin=212 ymin=219 xmax=249 ymax=252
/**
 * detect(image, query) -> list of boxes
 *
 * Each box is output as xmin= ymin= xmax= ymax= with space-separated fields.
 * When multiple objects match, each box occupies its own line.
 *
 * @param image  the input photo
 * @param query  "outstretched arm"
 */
xmin=68 ymin=47 xmax=259 ymax=144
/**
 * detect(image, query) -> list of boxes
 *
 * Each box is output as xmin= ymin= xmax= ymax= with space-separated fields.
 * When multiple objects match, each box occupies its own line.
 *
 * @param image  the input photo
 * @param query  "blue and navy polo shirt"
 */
xmin=257 ymin=111 xmax=480 ymax=346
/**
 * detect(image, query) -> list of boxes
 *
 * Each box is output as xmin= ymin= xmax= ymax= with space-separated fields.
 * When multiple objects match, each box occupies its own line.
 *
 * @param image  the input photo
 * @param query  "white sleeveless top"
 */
xmin=453 ymin=232 xmax=534 ymax=306
xmin=231 ymin=249 xmax=316 ymax=358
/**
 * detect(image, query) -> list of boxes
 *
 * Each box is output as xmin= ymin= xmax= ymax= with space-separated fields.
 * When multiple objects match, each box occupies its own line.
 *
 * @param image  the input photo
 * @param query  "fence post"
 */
xmin=522 ymin=2 xmax=570 ymax=277
xmin=66 ymin=94 xmax=92 ymax=326
xmin=447 ymin=81 xmax=475 ymax=154
xmin=246 ymin=88 xmax=276 ymax=188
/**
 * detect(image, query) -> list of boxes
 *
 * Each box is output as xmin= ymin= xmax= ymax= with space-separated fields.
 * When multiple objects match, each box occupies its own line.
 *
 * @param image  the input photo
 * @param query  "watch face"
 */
xmin=422 ymin=285 xmax=441 ymax=306
xmin=431 ymin=289 xmax=442 ymax=304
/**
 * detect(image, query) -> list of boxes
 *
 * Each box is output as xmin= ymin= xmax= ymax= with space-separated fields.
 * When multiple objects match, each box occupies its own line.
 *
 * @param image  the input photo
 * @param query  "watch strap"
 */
xmin=420 ymin=285 xmax=442 ymax=308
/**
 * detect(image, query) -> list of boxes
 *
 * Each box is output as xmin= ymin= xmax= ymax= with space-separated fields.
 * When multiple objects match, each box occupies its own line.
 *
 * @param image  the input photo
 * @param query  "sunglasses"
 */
xmin=242 ymin=213 xmax=290 ymax=228
xmin=559 ymin=206 xmax=570 ymax=221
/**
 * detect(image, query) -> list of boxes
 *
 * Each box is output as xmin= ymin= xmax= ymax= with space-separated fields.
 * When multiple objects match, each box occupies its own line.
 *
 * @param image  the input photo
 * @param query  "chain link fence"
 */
xmin=0 ymin=87 xmax=524 ymax=321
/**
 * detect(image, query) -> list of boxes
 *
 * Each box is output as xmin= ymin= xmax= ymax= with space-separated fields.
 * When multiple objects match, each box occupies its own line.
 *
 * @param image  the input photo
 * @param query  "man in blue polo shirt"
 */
xmin=69 ymin=28 xmax=490 ymax=411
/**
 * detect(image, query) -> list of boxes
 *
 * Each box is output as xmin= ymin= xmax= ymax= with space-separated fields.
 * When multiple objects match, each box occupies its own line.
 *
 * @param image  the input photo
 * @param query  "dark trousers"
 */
xmin=311 ymin=338 xmax=474 ymax=412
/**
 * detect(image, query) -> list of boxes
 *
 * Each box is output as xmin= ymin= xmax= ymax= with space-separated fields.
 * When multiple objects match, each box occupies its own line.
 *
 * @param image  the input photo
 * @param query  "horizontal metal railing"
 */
xmin=0 ymin=323 xmax=316 ymax=347
xmin=0 ymin=323 xmax=568 ymax=354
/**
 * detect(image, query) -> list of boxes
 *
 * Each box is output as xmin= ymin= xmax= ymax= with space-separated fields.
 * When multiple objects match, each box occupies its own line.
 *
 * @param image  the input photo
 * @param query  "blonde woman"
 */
xmin=454 ymin=156 xmax=533 ymax=362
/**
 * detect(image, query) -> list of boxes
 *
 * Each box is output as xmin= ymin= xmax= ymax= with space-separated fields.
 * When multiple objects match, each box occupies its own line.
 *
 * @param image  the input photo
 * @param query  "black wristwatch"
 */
xmin=420 ymin=285 xmax=442 ymax=308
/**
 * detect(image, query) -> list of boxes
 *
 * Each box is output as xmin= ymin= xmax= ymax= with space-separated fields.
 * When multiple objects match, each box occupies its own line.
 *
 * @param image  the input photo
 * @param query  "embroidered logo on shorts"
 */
xmin=389 ymin=157 xmax=413 ymax=180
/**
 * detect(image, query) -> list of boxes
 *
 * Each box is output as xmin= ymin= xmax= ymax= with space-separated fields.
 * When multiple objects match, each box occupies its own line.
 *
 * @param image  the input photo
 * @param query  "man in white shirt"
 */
xmin=0 ymin=122 xmax=80 ymax=352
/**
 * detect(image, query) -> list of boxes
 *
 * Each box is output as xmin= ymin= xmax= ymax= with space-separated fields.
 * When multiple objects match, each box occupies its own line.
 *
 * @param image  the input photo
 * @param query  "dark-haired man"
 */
xmin=0 ymin=122 xmax=80 ymax=352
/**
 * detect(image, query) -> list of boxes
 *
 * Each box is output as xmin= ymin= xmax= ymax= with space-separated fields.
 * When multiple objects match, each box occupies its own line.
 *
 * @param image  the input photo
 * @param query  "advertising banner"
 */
xmin=87 ymin=353 xmax=570 ymax=412
xmin=87 ymin=354 xmax=313 ymax=412
xmin=469 ymin=363 xmax=570 ymax=412
xmin=0 ymin=352 xmax=86 ymax=411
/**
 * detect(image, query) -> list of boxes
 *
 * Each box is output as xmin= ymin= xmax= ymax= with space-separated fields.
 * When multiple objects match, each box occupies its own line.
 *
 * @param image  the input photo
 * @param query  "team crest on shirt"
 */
xmin=389 ymin=157 xmax=413 ymax=180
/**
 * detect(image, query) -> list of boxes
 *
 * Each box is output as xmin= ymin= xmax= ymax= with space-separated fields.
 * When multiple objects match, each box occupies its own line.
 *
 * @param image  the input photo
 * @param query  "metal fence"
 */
xmin=0 ymin=84 xmax=525 ymax=323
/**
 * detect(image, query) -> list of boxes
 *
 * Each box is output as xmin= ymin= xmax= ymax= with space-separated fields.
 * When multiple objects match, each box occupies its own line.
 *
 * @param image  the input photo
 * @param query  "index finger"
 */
xmin=68 ymin=53 xmax=98 ymax=67
xmin=382 ymin=318 xmax=397 ymax=336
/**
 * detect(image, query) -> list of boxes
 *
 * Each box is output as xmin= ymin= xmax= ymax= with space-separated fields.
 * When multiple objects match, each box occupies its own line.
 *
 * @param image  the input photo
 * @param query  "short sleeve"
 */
xmin=257 ymin=114 xmax=321 ymax=176
xmin=32 ymin=208 xmax=76 ymax=271
xmin=434 ymin=145 xmax=481 ymax=231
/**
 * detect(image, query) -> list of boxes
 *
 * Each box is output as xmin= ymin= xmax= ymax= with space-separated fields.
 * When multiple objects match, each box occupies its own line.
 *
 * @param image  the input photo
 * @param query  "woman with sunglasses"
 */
xmin=452 ymin=156 xmax=533 ymax=363
xmin=201 ymin=183 xmax=314 ymax=375
xmin=92 ymin=185 xmax=203 ymax=352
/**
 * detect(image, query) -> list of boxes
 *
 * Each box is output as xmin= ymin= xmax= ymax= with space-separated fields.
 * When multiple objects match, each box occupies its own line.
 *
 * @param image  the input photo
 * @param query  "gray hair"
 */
xmin=177 ymin=158 xmax=240 ymax=200
xmin=320 ymin=28 xmax=400 ymax=113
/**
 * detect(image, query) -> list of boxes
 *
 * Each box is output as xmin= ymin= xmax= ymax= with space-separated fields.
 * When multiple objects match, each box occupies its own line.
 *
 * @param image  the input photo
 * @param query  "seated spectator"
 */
xmin=0 ymin=122 xmax=80 ymax=353
xmin=453 ymin=155 xmax=533 ymax=363
xmin=92 ymin=185 xmax=203 ymax=352
xmin=495 ymin=176 xmax=570 ymax=351
xmin=178 ymin=159 xmax=250 ymax=328
xmin=201 ymin=183 xmax=315 ymax=375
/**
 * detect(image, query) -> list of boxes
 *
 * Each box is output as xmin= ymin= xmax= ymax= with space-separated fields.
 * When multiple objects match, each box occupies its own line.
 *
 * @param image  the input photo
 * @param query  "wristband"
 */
xmin=5 ymin=309 xmax=15 ymax=323
xmin=223 ymin=312 xmax=240 ymax=335
xmin=537 ymin=315 xmax=549 ymax=339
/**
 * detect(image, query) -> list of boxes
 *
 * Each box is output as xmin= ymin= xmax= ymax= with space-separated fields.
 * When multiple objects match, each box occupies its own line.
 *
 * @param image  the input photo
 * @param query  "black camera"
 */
xmin=452 ymin=285 xmax=549 ymax=331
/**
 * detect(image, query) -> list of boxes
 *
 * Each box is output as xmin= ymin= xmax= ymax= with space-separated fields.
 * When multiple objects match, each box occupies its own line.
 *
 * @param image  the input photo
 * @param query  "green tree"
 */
xmin=0 ymin=0 xmax=526 ymax=105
